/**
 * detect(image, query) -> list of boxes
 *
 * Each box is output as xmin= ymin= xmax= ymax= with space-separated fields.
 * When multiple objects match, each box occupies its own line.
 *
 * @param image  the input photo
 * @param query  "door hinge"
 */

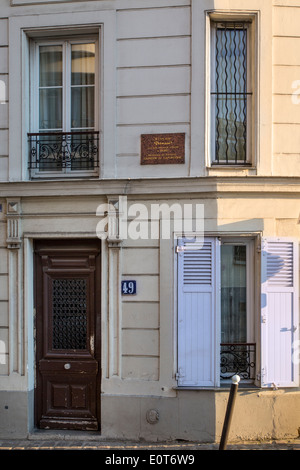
xmin=176 ymin=246 xmax=184 ymax=253
xmin=175 ymin=368 xmax=185 ymax=381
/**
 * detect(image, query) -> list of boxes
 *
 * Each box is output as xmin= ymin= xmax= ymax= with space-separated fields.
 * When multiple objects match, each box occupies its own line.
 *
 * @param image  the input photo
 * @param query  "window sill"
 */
xmin=207 ymin=165 xmax=257 ymax=176
xmin=210 ymin=164 xmax=253 ymax=168
xmin=209 ymin=164 xmax=254 ymax=169
xmin=29 ymin=172 xmax=100 ymax=180
xmin=174 ymin=383 xmax=259 ymax=391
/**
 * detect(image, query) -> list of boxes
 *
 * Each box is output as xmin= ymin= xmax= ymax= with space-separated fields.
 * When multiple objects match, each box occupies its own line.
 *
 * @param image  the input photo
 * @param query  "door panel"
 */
xmin=35 ymin=240 xmax=101 ymax=431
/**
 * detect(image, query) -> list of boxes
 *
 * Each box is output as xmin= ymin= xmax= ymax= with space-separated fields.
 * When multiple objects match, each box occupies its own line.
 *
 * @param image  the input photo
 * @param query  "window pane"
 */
xmin=39 ymin=88 xmax=62 ymax=130
xmin=221 ymin=245 xmax=247 ymax=344
xmin=214 ymin=96 xmax=247 ymax=162
xmin=71 ymin=43 xmax=95 ymax=86
xmin=215 ymin=28 xmax=247 ymax=94
xmin=39 ymin=46 xmax=62 ymax=87
xmin=71 ymin=87 xmax=95 ymax=129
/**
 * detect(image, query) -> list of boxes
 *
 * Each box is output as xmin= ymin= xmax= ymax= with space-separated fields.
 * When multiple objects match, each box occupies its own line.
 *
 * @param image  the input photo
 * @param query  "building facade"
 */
xmin=0 ymin=0 xmax=299 ymax=441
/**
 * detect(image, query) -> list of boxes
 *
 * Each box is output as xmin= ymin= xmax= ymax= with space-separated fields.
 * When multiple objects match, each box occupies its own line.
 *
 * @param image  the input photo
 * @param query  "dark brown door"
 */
xmin=34 ymin=240 xmax=101 ymax=431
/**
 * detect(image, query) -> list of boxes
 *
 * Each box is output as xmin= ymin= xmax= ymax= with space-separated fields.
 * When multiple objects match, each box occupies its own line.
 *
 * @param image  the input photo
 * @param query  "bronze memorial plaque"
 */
xmin=141 ymin=133 xmax=185 ymax=165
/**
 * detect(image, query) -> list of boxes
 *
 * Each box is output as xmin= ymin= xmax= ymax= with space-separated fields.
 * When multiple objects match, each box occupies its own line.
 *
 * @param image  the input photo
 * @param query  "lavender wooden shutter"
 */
xmin=177 ymin=237 xmax=220 ymax=387
xmin=261 ymin=238 xmax=299 ymax=388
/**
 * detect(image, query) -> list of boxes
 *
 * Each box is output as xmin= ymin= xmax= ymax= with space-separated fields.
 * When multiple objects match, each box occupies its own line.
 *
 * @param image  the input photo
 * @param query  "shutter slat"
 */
xmin=183 ymin=241 xmax=212 ymax=286
xmin=266 ymin=241 xmax=293 ymax=288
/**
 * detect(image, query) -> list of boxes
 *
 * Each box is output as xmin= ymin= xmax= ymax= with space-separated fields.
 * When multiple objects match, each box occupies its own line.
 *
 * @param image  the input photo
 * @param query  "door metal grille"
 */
xmin=52 ymin=278 xmax=87 ymax=350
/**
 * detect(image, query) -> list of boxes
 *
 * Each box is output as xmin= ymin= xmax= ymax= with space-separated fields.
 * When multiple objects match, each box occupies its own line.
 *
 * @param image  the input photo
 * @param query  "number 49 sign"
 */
xmin=121 ymin=280 xmax=137 ymax=295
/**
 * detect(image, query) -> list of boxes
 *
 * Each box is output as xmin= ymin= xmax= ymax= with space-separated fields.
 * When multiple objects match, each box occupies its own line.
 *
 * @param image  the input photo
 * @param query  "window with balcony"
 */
xmin=28 ymin=37 xmax=99 ymax=177
xmin=177 ymin=237 xmax=299 ymax=388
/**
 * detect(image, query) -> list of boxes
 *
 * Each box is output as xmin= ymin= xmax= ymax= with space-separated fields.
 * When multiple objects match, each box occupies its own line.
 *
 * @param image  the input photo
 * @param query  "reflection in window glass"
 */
xmin=71 ymin=87 xmax=95 ymax=129
xmin=39 ymin=88 xmax=62 ymax=130
xmin=221 ymin=245 xmax=247 ymax=344
xmin=39 ymin=45 xmax=62 ymax=87
xmin=71 ymin=44 xmax=95 ymax=131
xmin=71 ymin=43 xmax=95 ymax=86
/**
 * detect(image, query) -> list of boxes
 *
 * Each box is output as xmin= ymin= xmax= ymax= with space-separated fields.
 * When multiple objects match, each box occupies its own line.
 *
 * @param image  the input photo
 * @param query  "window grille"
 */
xmin=52 ymin=278 xmax=88 ymax=350
xmin=28 ymin=131 xmax=99 ymax=172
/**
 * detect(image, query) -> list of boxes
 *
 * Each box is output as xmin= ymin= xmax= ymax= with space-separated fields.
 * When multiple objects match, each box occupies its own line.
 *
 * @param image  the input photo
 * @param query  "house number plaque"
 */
xmin=121 ymin=280 xmax=137 ymax=295
xmin=141 ymin=133 xmax=185 ymax=165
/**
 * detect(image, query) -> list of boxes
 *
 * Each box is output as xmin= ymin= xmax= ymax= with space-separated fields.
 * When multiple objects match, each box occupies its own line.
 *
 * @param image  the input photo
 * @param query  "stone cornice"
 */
xmin=0 ymin=176 xmax=300 ymax=198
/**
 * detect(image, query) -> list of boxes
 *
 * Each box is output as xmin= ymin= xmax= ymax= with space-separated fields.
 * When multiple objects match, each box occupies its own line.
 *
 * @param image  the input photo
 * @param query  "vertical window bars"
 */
xmin=212 ymin=22 xmax=252 ymax=165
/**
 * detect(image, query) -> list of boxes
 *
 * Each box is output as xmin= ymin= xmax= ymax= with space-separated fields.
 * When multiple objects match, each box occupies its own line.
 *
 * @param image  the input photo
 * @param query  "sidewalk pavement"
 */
xmin=0 ymin=431 xmax=299 ymax=451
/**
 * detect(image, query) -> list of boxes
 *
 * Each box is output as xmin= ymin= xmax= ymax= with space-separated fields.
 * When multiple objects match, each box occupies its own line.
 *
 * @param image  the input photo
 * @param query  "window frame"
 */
xmin=221 ymin=238 xmax=255 ymax=343
xmin=10 ymin=11 xmax=116 ymax=181
xmin=210 ymin=21 xmax=253 ymax=166
xmin=220 ymin=237 xmax=255 ymax=384
xmin=205 ymin=12 xmax=257 ymax=169
xmin=29 ymin=34 xmax=100 ymax=178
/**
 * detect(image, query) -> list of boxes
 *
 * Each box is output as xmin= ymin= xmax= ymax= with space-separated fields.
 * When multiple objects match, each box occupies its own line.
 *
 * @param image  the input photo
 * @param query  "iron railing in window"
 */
xmin=212 ymin=22 xmax=252 ymax=165
xmin=220 ymin=343 xmax=256 ymax=381
xmin=28 ymin=131 xmax=99 ymax=172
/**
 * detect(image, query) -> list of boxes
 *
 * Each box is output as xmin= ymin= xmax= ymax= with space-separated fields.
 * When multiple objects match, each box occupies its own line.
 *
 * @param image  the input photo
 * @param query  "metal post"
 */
xmin=219 ymin=374 xmax=240 ymax=450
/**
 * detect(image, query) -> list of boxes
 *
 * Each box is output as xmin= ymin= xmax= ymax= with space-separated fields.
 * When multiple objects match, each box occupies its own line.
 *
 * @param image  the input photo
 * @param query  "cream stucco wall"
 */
xmin=0 ymin=0 xmax=299 ymax=441
xmin=1 ymin=183 xmax=299 ymax=440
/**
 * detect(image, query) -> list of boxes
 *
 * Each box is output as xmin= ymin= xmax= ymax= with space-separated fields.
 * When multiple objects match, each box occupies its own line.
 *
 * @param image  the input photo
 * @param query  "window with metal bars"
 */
xmin=211 ymin=21 xmax=252 ymax=165
xmin=28 ymin=36 xmax=99 ymax=177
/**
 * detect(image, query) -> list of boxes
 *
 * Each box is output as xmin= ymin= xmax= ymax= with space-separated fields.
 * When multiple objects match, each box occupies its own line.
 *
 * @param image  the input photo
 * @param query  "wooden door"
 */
xmin=35 ymin=240 xmax=101 ymax=431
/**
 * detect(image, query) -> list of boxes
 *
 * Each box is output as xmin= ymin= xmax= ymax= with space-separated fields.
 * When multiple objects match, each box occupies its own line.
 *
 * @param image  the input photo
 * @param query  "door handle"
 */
xmin=64 ymin=363 xmax=71 ymax=370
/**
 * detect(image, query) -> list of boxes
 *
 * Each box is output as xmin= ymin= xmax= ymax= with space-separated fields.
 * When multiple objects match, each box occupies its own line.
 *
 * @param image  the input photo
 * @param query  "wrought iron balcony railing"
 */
xmin=28 ymin=131 xmax=99 ymax=172
xmin=220 ymin=343 xmax=256 ymax=381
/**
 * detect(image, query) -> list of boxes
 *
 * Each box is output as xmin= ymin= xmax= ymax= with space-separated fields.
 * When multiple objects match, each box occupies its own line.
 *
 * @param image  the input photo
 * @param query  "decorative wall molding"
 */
xmin=11 ymin=0 xmax=102 ymax=5
xmin=5 ymin=198 xmax=24 ymax=375
xmin=6 ymin=198 xmax=22 ymax=249
xmin=106 ymin=198 xmax=123 ymax=249
xmin=106 ymin=196 xmax=122 ymax=378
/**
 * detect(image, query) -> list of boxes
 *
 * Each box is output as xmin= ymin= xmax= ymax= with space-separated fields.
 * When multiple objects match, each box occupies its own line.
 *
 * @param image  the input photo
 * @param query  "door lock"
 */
xmin=64 ymin=363 xmax=71 ymax=370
